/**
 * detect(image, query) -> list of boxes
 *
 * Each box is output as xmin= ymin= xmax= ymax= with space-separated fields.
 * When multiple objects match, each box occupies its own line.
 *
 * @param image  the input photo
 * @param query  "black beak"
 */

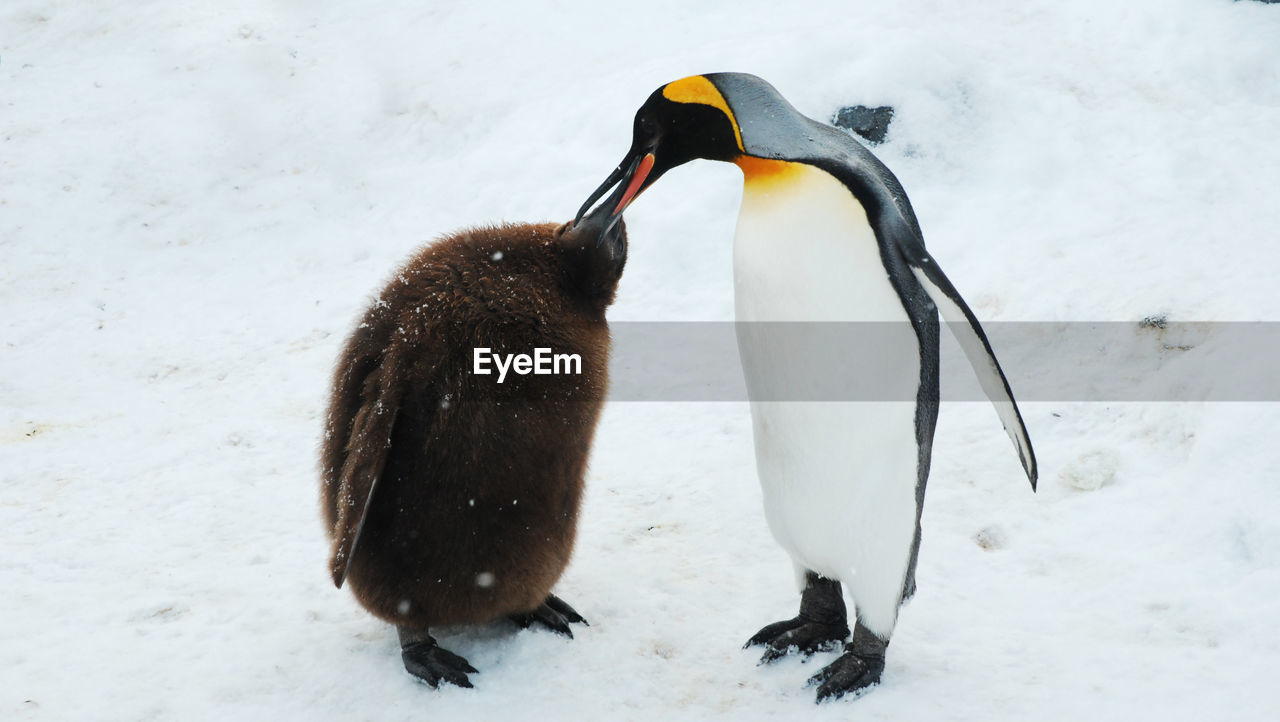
xmin=575 ymin=157 xmax=628 ymax=224
xmin=573 ymin=150 xmax=658 ymax=237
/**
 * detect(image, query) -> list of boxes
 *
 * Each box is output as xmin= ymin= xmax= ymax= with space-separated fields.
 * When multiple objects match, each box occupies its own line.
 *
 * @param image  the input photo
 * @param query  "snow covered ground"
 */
xmin=4 ymin=0 xmax=1280 ymax=719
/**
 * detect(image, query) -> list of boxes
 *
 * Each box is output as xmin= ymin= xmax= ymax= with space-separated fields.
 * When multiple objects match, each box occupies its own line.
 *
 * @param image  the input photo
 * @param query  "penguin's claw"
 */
xmin=401 ymin=640 xmax=477 ymax=689
xmin=807 ymin=650 xmax=884 ymax=703
xmin=745 ymin=616 xmax=850 ymax=664
xmin=509 ymin=595 xmax=588 ymax=638
xmin=544 ymin=593 xmax=588 ymax=626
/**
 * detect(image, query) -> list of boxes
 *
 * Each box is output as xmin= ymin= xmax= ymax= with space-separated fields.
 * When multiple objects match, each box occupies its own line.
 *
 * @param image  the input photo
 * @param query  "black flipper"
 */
xmin=888 ymin=222 xmax=1038 ymax=488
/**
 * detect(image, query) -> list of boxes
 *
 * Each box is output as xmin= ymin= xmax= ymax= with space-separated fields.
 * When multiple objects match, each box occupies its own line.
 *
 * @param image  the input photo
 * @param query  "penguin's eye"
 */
xmin=637 ymin=113 xmax=658 ymax=137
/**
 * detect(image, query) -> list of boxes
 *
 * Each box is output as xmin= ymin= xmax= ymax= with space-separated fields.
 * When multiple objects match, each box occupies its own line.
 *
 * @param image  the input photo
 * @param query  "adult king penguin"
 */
xmin=576 ymin=73 xmax=1037 ymax=702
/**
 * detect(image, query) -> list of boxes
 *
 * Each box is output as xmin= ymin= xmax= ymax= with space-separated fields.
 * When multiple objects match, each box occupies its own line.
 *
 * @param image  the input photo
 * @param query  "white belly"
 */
xmin=733 ymin=162 xmax=921 ymax=638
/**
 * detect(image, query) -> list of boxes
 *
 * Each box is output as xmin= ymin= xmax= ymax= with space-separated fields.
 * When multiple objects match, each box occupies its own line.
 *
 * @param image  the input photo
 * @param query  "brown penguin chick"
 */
xmin=320 ymin=204 xmax=626 ymax=689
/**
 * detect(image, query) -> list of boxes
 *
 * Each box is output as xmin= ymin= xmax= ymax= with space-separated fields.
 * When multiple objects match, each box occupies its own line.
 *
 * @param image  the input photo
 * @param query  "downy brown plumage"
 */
xmin=320 ymin=208 xmax=625 ymax=688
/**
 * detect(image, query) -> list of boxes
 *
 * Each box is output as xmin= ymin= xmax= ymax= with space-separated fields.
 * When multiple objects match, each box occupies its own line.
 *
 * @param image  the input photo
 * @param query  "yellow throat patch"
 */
xmin=735 ymin=156 xmax=806 ymax=191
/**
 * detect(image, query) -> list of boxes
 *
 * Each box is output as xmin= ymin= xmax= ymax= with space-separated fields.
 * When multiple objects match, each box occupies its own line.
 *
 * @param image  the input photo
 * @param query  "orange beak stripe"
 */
xmin=614 ymin=153 xmax=655 ymax=214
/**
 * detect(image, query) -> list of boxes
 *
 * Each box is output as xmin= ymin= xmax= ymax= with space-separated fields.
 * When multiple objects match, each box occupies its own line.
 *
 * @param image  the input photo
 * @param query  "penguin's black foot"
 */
xmin=508 ymin=593 xmax=588 ymax=638
xmin=401 ymin=638 xmax=478 ymax=689
xmin=806 ymin=646 xmax=885 ymax=703
xmin=745 ymin=572 xmax=849 ymax=664
xmin=745 ymin=616 xmax=850 ymax=663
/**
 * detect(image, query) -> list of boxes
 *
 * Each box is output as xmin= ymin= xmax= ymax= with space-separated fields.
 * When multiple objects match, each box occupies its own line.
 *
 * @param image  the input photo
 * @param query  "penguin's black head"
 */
xmin=575 ymin=74 xmax=778 ymax=230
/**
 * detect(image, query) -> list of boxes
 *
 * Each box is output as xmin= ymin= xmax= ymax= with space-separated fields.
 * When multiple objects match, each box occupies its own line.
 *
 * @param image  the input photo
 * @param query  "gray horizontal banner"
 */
xmin=598 ymin=321 xmax=1279 ymax=402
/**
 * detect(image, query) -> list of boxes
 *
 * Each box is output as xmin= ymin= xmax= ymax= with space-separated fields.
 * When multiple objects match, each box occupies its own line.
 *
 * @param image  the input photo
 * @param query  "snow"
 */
xmin=4 ymin=0 xmax=1280 ymax=719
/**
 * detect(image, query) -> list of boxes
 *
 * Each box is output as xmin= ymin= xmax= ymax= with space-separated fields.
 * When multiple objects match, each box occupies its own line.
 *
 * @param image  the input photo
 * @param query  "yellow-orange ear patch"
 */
xmin=662 ymin=75 xmax=744 ymax=152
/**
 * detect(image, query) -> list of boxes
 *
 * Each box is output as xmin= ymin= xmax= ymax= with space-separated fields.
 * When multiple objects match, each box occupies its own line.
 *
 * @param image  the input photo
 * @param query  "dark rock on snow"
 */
xmin=832 ymin=105 xmax=895 ymax=144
